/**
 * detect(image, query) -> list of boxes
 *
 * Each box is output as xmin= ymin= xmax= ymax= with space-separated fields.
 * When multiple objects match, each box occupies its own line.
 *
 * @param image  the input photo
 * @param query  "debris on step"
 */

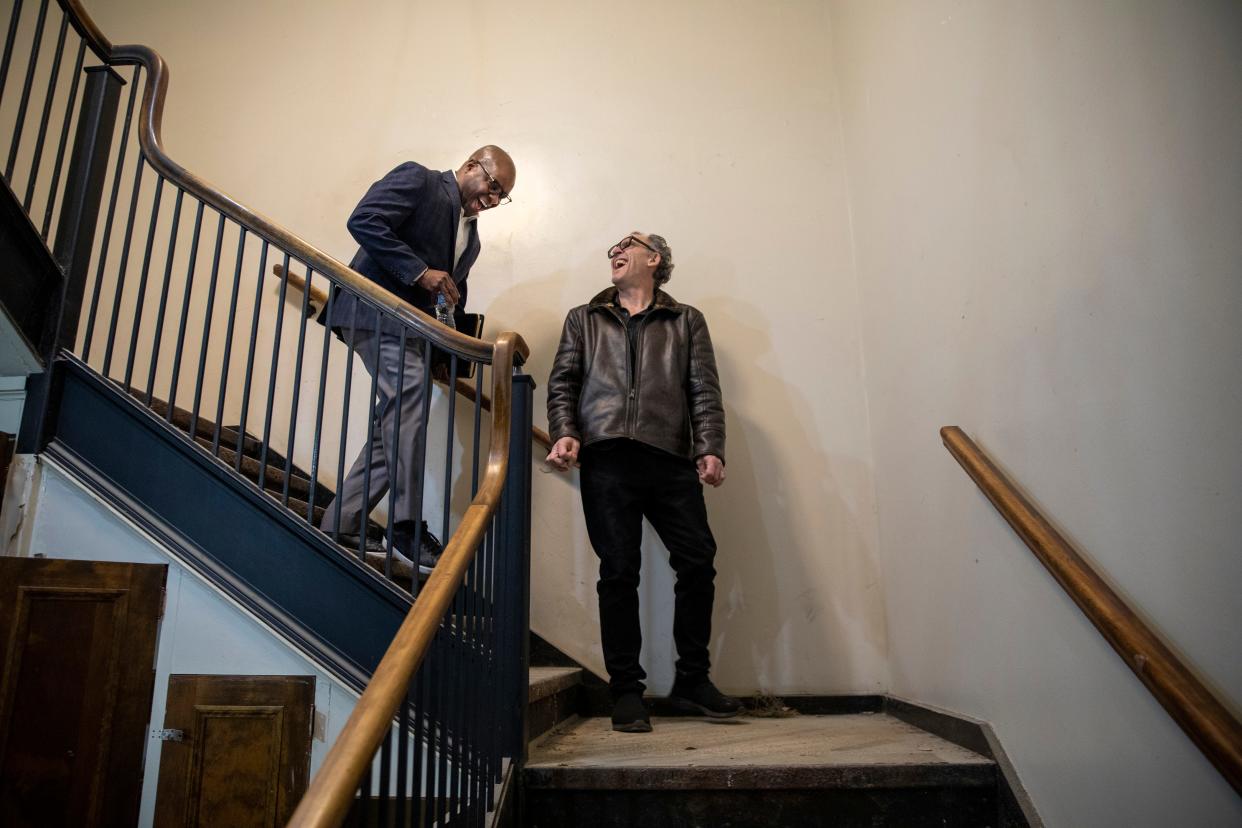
xmin=745 ymin=693 xmax=799 ymax=718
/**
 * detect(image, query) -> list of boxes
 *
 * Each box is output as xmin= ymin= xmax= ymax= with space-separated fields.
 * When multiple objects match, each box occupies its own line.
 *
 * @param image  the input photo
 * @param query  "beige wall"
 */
xmin=85 ymin=0 xmax=889 ymax=695
xmin=830 ymin=0 xmax=1242 ymax=824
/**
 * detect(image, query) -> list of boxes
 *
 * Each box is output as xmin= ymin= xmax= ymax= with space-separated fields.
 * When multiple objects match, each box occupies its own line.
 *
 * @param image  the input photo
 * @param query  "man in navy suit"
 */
xmin=321 ymin=145 xmax=516 ymax=573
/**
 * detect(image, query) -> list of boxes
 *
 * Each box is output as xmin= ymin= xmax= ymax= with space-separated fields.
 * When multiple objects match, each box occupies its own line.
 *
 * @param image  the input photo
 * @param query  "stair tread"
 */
xmin=526 ymin=713 xmax=993 ymax=788
xmin=529 ymin=667 xmax=583 ymax=703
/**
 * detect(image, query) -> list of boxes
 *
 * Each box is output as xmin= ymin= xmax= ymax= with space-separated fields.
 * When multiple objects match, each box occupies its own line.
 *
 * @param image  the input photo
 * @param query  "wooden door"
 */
xmin=154 ymin=674 xmax=315 ymax=827
xmin=0 ymin=557 xmax=166 ymax=827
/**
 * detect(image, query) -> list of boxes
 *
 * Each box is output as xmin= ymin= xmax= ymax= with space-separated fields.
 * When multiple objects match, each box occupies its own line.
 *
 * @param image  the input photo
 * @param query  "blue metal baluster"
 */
xmin=356 ymin=318 xmax=382 ymax=562
xmin=257 ymin=251 xmax=290 ymax=493
xmin=330 ymin=311 xmax=359 ymax=541
xmin=281 ymin=264 xmax=313 ymax=508
xmin=234 ymin=240 xmax=268 ymax=471
xmin=211 ymin=225 xmax=246 ymax=456
xmin=144 ymin=187 xmax=184 ymax=406
xmin=0 ymin=0 xmax=26 ymax=111
xmin=378 ymin=728 xmax=393 ymax=827
xmin=122 ymin=174 xmax=163 ymax=393
xmin=166 ymin=199 xmax=205 ymax=424
xmin=410 ymin=338 xmax=434 ymax=597
xmin=396 ymin=683 xmax=411 ymax=827
xmin=441 ymin=355 xmax=458 ymax=548
xmin=411 ymin=666 xmax=427 ymax=828
xmin=4 ymin=0 xmax=48 ymax=181
xmin=306 ymin=287 xmax=334 ymax=523
xmin=39 ymin=38 xmax=83 ymax=238
xmin=384 ymin=326 xmax=408 ymax=579
xmin=189 ymin=211 xmax=226 ymax=434
xmin=22 ymin=12 xmax=66 ymax=210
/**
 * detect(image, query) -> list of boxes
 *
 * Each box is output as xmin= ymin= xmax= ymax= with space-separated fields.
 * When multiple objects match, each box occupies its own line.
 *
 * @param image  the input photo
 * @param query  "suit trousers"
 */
xmin=321 ymin=328 xmax=429 ymax=536
xmin=579 ymin=441 xmax=718 ymax=698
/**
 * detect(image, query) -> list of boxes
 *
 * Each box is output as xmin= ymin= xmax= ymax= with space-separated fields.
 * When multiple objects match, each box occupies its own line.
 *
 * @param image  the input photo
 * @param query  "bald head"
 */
xmin=470 ymin=145 xmax=515 ymax=188
xmin=456 ymin=144 xmax=516 ymax=216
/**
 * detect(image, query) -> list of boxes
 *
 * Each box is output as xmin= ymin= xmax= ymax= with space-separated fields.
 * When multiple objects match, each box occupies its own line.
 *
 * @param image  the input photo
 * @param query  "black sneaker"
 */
xmin=610 ymin=692 xmax=652 ymax=733
xmin=668 ymin=678 xmax=742 ymax=718
xmin=413 ymin=523 xmax=443 ymax=575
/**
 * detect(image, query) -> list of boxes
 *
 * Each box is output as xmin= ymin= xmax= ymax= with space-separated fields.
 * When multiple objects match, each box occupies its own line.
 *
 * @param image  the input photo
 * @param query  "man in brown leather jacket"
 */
xmin=546 ymin=231 xmax=741 ymax=732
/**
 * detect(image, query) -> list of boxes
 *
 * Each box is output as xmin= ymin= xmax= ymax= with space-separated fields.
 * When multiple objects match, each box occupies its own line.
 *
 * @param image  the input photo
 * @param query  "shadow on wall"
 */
xmin=484 ymin=267 xmax=887 ymax=694
xmin=704 ymin=296 xmax=885 ymax=694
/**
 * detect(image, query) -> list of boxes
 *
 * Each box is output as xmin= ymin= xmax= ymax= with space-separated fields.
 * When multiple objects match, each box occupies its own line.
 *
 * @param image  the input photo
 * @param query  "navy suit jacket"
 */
xmin=327 ymin=162 xmax=480 ymax=335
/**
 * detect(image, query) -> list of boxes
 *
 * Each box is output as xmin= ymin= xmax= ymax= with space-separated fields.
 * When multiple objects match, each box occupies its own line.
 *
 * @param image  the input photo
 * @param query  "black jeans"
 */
xmin=579 ymin=440 xmax=718 ymax=697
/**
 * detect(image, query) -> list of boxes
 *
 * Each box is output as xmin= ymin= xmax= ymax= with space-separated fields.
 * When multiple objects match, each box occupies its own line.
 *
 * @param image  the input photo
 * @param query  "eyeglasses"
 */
xmin=472 ymin=159 xmax=512 ymax=205
xmin=607 ymin=235 xmax=658 ymax=259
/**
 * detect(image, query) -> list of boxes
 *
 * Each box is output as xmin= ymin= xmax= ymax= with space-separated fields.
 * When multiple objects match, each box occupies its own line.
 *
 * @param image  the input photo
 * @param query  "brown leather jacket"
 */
xmin=547 ymin=287 xmax=725 ymax=462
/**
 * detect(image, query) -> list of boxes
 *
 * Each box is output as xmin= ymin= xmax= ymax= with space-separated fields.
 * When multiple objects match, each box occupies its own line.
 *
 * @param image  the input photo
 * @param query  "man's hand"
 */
xmin=546 ymin=437 xmax=581 ymax=472
xmin=696 ymin=455 xmax=726 ymax=487
xmin=417 ymin=268 xmax=460 ymax=305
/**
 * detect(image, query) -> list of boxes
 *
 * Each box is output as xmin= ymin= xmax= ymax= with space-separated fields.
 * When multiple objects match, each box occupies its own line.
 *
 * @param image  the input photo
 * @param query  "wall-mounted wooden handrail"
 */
xmin=941 ymin=426 xmax=1242 ymax=795
xmin=288 ymin=332 xmax=523 ymax=828
xmin=272 ymin=263 xmax=554 ymax=452
xmin=449 ymin=373 xmax=553 ymax=451
xmin=273 ymin=262 xmax=330 ymax=312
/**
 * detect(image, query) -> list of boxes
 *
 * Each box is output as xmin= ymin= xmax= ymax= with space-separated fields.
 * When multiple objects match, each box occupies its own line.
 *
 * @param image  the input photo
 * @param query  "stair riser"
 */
xmin=527 ymin=685 xmax=579 ymax=743
xmin=524 ymin=787 xmax=998 ymax=828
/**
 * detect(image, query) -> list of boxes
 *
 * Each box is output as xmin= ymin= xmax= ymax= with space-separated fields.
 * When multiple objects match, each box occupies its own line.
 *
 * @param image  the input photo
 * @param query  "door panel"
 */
xmin=155 ymin=674 xmax=314 ymax=827
xmin=0 ymin=558 xmax=166 ymax=828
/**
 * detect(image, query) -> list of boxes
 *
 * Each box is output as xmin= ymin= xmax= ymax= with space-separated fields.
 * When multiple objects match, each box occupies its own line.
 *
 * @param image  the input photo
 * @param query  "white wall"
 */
xmin=84 ymin=0 xmax=889 ymax=696
xmin=829 ymin=1 xmax=1242 ymax=825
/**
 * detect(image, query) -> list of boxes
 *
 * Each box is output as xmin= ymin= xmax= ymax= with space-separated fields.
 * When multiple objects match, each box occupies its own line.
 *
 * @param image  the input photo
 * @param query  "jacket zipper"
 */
xmin=601 ymin=304 xmax=657 ymax=440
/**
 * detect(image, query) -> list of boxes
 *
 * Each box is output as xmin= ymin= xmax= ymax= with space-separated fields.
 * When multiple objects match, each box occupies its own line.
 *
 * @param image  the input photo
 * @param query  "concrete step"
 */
xmin=528 ymin=667 xmax=583 ymax=744
xmin=524 ymin=712 xmax=997 ymax=827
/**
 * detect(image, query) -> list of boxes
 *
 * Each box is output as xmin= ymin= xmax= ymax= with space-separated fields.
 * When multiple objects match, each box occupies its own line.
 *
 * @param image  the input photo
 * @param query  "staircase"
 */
xmin=140 ymin=393 xmax=421 ymax=582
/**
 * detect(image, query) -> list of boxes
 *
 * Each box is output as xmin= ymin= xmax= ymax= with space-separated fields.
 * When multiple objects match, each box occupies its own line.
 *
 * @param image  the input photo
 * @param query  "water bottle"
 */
xmin=435 ymin=293 xmax=456 ymax=330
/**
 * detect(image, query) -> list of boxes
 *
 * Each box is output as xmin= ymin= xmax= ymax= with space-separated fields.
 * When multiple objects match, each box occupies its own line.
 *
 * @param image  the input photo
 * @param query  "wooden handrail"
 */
xmin=288 ymin=332 xmax=523 ymax=828
xmin=941 ymin=426 xmax=1242 ymax=795
xmin=59 ymin=0 xmax=111 ymax=58
xmin=450 ymin=374 xmax=553 ymax=451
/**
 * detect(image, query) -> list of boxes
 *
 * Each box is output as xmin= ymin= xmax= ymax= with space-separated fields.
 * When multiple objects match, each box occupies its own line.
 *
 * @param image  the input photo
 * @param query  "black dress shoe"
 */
xmin=611 ymin=692 xmax=652 ymax=733
xmin=668 ymin=678 xmax=743 ymax=718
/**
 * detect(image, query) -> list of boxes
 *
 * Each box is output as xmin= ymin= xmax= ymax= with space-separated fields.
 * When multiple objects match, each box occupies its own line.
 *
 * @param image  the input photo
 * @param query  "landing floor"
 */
xmin=527 ymin=712 xmax=993 ymax=789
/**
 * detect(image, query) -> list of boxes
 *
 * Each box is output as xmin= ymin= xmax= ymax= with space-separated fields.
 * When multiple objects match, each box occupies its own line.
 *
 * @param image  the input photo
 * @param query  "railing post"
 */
xmin=501 ymin=371 xmax=534 ymax=763
xmin=51 ymin=65 xmax=123 ymax=353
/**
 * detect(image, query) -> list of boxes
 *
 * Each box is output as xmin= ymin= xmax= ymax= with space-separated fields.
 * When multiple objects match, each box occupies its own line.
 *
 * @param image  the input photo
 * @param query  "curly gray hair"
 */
xmin=647 ymin=233 xmax=674 ymax=286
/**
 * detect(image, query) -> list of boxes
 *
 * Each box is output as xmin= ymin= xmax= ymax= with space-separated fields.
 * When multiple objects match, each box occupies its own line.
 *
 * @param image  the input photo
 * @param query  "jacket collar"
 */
xmin=441 ymin=170 xmax=462 ymax=224
xmin=588 ymin=286 xmax=682 ymax=313
xmin=442 ymin=170 xmax=481 ymax=277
